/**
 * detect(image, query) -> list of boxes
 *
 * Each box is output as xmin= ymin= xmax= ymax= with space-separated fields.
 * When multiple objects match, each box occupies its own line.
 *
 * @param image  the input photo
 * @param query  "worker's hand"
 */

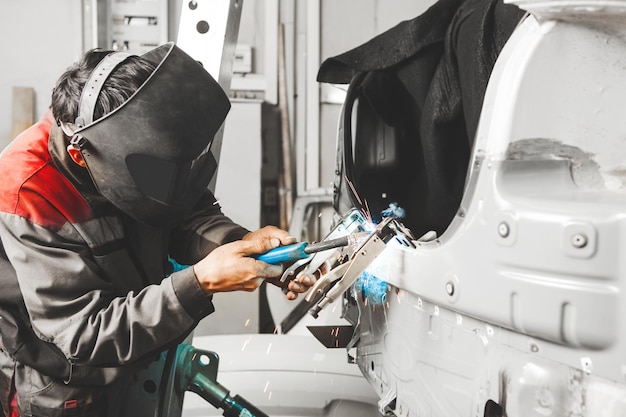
xmin=263 ymin=261 xmax=324 ymax=301
xmin=193 ymin=238 xmax=284 ymax=295
xmin=242 ymin=225 xmax=295 ymax=246
xmin=243 ymin=226 xmax=317 ymax=300
xmin=280 ymin=260 xmax=330 ymax=301
xmin=282 ymin=272 xmax=318 ymax=301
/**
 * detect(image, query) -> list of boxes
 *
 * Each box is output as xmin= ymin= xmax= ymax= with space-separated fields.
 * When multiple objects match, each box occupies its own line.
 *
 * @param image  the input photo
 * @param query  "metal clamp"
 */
xmin=308 ymin=217 xmax=405 ymax=318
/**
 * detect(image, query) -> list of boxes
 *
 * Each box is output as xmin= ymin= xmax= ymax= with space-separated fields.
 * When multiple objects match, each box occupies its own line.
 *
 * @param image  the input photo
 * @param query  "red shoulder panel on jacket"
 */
xmin=0 ymin=112 xmax=93 ymax=231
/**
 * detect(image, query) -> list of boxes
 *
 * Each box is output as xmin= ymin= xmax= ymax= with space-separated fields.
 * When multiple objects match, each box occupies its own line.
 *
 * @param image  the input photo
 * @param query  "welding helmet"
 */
xmin=70 ymin=42 xmax=230 ymax=226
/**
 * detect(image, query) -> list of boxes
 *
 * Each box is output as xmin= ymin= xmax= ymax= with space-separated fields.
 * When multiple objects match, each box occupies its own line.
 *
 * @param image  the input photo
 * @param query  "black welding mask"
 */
xmin=70 ymin=42 xmax=230 ymax=226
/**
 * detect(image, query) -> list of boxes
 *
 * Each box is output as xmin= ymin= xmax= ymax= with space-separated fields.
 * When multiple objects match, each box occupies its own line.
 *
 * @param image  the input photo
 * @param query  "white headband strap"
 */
xmin=75 ymin=52 xmax=131 ymax=129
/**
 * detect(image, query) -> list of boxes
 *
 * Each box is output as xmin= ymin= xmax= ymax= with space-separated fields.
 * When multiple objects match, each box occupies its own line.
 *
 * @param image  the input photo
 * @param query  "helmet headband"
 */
xmin=75 ymin=52 xmax=132 ymax=129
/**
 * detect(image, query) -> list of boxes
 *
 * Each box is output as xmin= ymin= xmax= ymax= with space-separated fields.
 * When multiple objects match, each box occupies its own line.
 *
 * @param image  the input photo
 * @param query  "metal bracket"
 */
xmin=176 ymin=0 xmax=244 ymax=191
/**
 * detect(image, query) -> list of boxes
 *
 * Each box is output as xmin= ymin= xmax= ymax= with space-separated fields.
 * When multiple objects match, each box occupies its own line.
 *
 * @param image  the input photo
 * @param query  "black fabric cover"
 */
xmin=319 ymin=0 xmax=525 ymax=236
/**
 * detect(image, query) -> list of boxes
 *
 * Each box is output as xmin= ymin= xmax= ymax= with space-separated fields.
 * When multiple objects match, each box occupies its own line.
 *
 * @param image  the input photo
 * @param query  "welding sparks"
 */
xmin=241 ymin=336 xmax=251 ymax=352
xmin=346 ymin=176 xmax=373 ymax=223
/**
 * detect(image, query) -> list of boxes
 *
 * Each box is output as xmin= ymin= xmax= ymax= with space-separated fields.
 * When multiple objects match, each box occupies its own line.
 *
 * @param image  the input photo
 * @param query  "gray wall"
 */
xmin=0 ymin=0 xmax=83 ymax=148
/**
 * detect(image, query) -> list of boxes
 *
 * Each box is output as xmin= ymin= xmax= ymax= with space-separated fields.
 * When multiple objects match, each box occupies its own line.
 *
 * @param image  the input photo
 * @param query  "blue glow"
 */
xmin=357 ymin=271 xmax=388 ymax=305
xmin=381 ymin=202 xmax=405 ymax=219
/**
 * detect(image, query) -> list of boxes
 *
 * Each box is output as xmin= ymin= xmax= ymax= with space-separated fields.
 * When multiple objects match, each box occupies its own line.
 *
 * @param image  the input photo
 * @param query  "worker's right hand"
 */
xmin=192 ymin=238 xmax=284 ymax=295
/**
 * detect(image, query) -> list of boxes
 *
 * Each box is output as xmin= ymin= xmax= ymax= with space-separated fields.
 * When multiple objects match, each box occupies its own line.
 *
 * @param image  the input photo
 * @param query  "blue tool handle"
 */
xmin=254 ymin=242 xmax=309 ymax=265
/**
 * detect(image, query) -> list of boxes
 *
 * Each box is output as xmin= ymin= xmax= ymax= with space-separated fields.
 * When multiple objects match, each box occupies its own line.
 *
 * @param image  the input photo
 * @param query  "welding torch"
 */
xmin=254 ymin=233 xmax=368 ymax=265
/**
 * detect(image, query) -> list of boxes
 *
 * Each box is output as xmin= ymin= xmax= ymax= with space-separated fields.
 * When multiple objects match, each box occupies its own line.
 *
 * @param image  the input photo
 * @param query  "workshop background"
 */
xmin=0 ymin=0 xmax=434 ymax=335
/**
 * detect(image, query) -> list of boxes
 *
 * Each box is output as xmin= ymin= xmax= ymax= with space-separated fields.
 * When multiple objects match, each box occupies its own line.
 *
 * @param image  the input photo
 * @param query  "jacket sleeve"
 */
xmin=168 ymin=189 xmax=250 ymax=265
xmin=0 ymin=211 xmax=212 ymax=367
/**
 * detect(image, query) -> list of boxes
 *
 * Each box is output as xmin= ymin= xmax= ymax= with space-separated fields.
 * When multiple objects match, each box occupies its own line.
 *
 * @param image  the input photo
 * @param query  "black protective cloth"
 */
xmin=318 ymin=0 xmax=525 ymax=236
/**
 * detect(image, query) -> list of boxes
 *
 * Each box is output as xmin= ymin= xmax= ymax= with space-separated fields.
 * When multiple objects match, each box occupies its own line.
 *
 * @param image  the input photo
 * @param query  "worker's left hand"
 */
xmin=243 ymin=226 xmax=316 ymax=300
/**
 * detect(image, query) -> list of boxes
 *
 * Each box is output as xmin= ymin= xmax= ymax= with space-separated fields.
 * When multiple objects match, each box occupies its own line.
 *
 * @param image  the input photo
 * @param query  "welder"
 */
xmin=0 ymin=43 xmax=313 ymax=417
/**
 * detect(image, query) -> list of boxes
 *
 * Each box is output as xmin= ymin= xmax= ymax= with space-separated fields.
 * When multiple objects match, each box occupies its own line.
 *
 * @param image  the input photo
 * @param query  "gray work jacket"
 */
xmin=0 ymin=112 xmax=249 ymax=415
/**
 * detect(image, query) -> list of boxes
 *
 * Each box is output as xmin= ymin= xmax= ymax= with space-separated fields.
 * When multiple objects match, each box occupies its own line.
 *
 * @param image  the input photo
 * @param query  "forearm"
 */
xmin=55 ymin=268 xmax=211 ymax=366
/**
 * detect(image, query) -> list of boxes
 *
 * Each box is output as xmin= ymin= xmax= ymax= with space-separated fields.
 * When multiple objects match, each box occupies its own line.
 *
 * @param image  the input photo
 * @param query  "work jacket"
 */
xmin=0 ymin=111 xmax=249 ymax=416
